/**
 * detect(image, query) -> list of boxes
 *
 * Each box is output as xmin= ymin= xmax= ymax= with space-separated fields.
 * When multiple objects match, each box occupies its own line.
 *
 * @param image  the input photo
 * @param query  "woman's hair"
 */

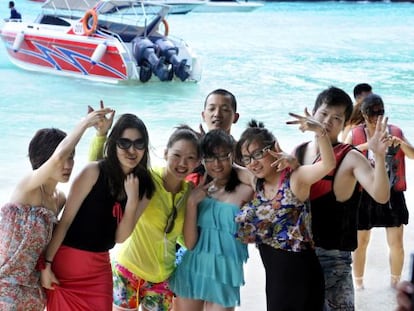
xmin=101 ymin=113 xmax=155 ymax=201
xmin=166 ymin=124 xmax=201 ymax=158
xmin=346 ymin=102 xmax=364 ymax=127
xmin=200 ymin=129 xmax=240 ymax=192
xmin=235 ymin=119 xmax=275 ymax=163
xmin=28 ymin=128 xmax=67 ymax=169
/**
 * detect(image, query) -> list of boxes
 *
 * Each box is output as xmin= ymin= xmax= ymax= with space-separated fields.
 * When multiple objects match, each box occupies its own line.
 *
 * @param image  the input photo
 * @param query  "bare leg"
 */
xmin=205 ymin=301 xmax=235 ymax=311
xmin=386 ymin=225 xmax=404 ymax=288
xmin=173 ymin=297 xmax=204 ymax=311
xmin=352 ymin=230 xmax=371 ymax=290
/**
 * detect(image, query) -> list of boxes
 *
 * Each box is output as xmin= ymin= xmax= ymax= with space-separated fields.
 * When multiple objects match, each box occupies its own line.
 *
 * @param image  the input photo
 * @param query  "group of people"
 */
xmin=0 ymin=85 xmax=413 ymax=311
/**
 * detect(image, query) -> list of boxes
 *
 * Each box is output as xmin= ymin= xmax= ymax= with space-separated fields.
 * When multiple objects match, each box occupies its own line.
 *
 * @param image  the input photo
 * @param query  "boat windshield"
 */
xmin=41 ymin=0 xmax=169 ymax=27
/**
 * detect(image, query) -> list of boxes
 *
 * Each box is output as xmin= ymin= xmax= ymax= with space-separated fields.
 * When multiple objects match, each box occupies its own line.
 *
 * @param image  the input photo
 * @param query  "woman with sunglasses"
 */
xmin=0 ymin=107 xmax=110 ymax=310
xmin=111 ymin=124 xmax=201 ymax=311
xmin=345 ymin=94 xmax=414 ymax=290
xmin=234 ymin=114 xmax=335 ymax=311
xmin=170 ymin=129 xmax=254 ymax=311
xmin=41 ymin=114 xmax=155 ymax=310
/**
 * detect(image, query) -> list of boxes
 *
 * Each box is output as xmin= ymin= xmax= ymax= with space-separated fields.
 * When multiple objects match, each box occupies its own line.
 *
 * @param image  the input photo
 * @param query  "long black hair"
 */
xmin=100 ymin=114 xmax=155 ymax=201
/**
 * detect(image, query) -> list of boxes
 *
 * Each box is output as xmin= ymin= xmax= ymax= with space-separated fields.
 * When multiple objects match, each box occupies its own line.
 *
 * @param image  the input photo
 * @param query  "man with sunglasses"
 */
xmin=346 ymin=94 xmax=414 ymax=291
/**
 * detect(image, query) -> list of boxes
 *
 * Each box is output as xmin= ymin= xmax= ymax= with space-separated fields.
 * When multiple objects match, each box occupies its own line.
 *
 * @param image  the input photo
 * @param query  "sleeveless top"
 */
xmin=351 ymin=124 xmax=406 ymax=191
xmin=63 ymin=167 xmax=126 ymax=252
xmin=235 ymin=169 xmax=314 ymax=252
xmin=117 ymin=167 xmax=190 ymax=283
xmin=169 ymin=197 xmax=247 ymax=307
xmin=295 ymin=142 xmax=361 ymax=251
xmin=0 ymin=203 xmax=56 ymax=307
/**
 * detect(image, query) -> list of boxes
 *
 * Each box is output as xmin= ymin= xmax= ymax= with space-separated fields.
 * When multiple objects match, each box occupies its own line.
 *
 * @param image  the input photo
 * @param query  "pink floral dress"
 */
xmin=0 ymin=203 xmax=56 ymax=310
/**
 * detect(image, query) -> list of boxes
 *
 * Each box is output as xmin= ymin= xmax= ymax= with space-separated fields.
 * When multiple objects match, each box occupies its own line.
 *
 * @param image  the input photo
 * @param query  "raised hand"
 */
xmin=88 ymin=100 xmax=115 ymax=136
xmin=286 ymin=108 xmax=326 ymax=136
xmin=367 ymin=115 xmax=389 ymax=156
xmin=198 ymin=123 xmax=206 ymax=137
xmin=124 ymin=173 xmax=139 ymax=200
xmin=188 ymin=173 xmax=209 ymax=207
xmin=269 ymin=150 xmax=300 ymax=171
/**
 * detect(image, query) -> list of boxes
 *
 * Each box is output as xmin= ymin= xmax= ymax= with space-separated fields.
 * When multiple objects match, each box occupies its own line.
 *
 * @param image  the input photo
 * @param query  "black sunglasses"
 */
xmin=116 ymin=138 xmax=146 ymax=150
xmin=366 ymin=108 xmax=385 ymax=117
xmin=164 ymin=204 xmax=177 ymax=234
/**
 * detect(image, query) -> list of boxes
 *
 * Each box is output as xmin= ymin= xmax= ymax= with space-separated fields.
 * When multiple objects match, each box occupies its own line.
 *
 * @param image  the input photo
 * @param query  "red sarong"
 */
xmin=46 ymin=245 xmax=112 ymax=311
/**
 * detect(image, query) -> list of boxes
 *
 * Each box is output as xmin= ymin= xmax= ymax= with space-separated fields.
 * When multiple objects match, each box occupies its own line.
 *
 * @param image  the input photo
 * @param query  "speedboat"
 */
xmin=192 ymin=0 xmax=263 ymax=13
xmin=0 ymin=0 xmax=202 ymax=83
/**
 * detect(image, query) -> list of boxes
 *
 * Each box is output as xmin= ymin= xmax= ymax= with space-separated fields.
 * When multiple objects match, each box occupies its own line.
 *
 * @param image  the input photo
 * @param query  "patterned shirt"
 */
xmin=235 ymin=169 xmax=314 ymax=252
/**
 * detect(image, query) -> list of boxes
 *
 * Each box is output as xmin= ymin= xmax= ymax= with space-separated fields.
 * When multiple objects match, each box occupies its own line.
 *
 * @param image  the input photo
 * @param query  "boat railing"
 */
xmin=4 ymin=18 xmax=22 ymax=23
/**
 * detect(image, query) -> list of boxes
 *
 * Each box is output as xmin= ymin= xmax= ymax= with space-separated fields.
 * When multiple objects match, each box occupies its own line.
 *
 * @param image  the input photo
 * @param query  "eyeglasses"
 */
xmin=202 ymin=152 xmax=232 ymax=164
xmin=240 ymin=144 xmax=272 ymax=165
xmin=116 ymin=138 xmax=146 ymax=150
xmin=164 ymin=204 xmax=177 ymax=234
xmin=366 ymin=108 xmax=385 ymax=117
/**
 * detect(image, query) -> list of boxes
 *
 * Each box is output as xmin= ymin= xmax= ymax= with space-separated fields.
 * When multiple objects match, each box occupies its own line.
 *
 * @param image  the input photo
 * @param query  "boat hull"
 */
xmin=0 ymin=19 xmax=201 ymax=83
xmin=1 ymin=25 xmax=132 ymax=82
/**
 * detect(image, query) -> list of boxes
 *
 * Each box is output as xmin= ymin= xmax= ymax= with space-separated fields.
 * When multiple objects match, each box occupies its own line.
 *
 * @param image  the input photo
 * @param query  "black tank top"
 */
xmin=63 ymin=168 xmax=126 ymax=252
xmin=295 ymin=142 xmax=361 ymax=251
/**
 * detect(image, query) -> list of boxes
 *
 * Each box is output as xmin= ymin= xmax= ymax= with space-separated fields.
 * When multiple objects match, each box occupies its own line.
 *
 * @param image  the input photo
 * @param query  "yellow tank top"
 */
xmin=116 ymin=167 xmax=190 ymax=283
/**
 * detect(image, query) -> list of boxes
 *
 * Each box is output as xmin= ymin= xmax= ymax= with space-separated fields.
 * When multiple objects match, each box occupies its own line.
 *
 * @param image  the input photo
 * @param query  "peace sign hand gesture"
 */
xmin=286 ymin=108 xmax=326 ymax=137
xmin=88 ymin=100 xmax=115 ymax=136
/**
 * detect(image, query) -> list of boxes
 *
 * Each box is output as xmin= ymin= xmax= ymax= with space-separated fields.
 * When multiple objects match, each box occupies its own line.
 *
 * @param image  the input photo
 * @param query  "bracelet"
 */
xmin=45 ymin=259 xmax=53 ymax=264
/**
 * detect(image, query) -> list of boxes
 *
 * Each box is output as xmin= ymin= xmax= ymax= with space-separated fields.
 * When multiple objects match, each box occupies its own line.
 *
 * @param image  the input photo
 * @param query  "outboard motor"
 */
xmin=154 ymin=38 xmax=190 ymax=82
xmin=132 ymin=37 xmax=171 ymax=82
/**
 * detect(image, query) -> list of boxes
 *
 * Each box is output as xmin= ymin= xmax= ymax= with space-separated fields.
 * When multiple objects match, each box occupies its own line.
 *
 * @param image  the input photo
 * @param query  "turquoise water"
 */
xmin=1 ymin=2 xmax=414 ymax=201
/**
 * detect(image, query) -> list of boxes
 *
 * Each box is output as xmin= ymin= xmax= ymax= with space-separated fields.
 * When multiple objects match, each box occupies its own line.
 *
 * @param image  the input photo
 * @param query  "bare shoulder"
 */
xmin=239 ymin=182 xmax=253 ymax=192
xmin=73 ymin=162 xmax=100 ymax=184
xmin=341 ymin=148 xmax=368 ymax=170
xmin=334 ymin=149 xmax=370 ymax=200
xmin=238 ymin=183 xmax=254 ymax=200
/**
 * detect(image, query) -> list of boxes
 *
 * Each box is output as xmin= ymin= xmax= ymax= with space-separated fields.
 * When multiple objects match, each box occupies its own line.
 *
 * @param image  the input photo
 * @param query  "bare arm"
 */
xmin=115 ymin=174 xmax=149 ymax=243
xmin=87 ymin=101 xmax=115 ymax=161
xmin=344 ymin=130 xmax=369 ymax=152
xmin=286 ymin=109 xmax=335 ymax=200
xmin=234 ymin=164 xmax=256 ymax=189
xmin=392 ymin=134 xmax=414 ymax=159
xmin=183 ymin=185 xmax=207 ymax=250
xmin=41 ymin=163 xmax=99 ymax=289
xmin=15 ymin=108 xmax=112 ymax=197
